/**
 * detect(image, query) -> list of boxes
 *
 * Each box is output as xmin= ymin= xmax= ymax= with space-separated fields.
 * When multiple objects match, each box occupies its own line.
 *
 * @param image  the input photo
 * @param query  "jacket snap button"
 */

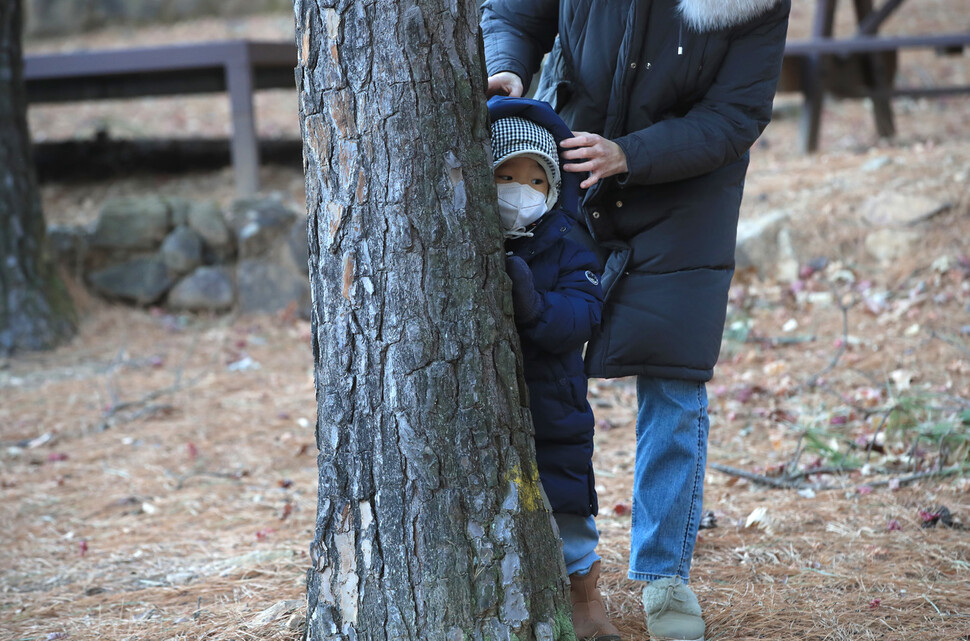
xmin=646 ymin=62 xmax=652 ymax=70
xmin=560 ymin=226 xmax=567 ymax=232
xmin=592 ymin=211 xmax=601 ymax=219
xmin=629 ymin=62 xmax=637 ymax=69
xmin=616 ymin=201 xmax=623 ymax=208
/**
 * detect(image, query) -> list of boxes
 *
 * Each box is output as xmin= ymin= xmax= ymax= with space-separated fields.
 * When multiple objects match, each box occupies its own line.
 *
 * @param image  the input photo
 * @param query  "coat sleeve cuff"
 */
xmin=613 ymin=133 xmax=651 ymax=186
xmin=485 ymin=61 xmax=530 ymax=88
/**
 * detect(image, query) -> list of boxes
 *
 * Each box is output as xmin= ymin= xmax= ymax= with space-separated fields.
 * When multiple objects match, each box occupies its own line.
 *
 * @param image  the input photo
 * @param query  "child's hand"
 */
xmin=560 ymin=132 xmax=628 ymax=189
xmin=487 ymin=72 xmax=524 ymax=98
xmin=505 ymin=256 xmax=542 ymax=326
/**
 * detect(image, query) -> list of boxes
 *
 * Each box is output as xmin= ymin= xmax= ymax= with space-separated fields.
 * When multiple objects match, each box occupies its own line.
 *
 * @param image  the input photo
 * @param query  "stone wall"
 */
xmin=25 ymin=0 xmax=292 ymax=37
xmin=49 ymin=194 xmax=311 ymax=318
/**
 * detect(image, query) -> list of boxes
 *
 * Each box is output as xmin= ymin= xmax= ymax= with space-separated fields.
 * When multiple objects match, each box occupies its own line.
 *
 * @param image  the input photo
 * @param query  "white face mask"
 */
xmin=496 ymin=182 xmax=548 ymax=237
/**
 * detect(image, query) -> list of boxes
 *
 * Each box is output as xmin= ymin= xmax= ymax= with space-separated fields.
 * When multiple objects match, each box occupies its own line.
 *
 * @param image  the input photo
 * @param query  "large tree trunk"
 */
xmin=294 ymin=1 xmax=575 ymax=640
xmin=0 ymin=0 xmax=75 ymax=356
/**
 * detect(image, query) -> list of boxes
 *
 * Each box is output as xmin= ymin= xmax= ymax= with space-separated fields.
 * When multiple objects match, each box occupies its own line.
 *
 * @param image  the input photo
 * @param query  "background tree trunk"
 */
xmin=294 ymin=1 xmax=576 ymax=639
xmin=0 ymin=0 xmax=76 ymax=356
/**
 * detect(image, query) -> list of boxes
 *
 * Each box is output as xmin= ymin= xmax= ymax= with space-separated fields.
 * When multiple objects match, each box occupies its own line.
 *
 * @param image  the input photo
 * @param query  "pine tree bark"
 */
xmin=0 ymin=0 xmax=76 ymax=356
xmin=294 ymin=1 xmax=575 ymax=639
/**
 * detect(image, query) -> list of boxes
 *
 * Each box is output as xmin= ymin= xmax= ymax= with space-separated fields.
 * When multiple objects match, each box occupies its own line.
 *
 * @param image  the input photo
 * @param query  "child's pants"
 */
xmin=554 ymin=512 xmax=600 ymax=576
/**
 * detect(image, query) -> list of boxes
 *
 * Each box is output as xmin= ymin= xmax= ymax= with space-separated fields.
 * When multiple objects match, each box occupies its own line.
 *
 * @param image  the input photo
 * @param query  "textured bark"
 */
xmin=0 ymin=0 xmax=76 ymax=356
xmin=294 ymin=1 xmax=575 ymax=640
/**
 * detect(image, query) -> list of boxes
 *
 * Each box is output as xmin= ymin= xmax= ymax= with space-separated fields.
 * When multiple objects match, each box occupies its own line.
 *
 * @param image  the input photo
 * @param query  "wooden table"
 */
xmin=780 ymin=0 xmax=970 ymax=152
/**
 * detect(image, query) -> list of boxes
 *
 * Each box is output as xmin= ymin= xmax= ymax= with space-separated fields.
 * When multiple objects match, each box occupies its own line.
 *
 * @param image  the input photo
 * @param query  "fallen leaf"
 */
xmin=744 ymin=506 xmax=769 ymax=530
xmin=890 ymin=369 xmax=915 ymax=391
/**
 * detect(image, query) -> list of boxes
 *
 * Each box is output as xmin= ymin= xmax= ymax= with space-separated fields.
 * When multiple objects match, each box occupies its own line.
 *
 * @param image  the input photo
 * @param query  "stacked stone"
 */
xmin=48 ymin=194 xmax=310 ymax=317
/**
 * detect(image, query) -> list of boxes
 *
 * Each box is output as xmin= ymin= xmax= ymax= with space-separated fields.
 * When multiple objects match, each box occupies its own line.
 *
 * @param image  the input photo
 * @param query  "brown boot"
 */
xmin=570 ymin=560 xmax=621 ymax=641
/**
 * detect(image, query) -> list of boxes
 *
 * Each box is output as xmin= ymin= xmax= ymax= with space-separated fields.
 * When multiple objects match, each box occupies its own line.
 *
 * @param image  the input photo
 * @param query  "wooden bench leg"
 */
xmin=865 ymin=55 xmax=896 ymax=138
xmin=853 ymin=0 xmax=896 ymax=139
xmin=226 ymin=57 xmax=259 ymax=197
xmin=799 ymin=0 xmax=837 ymax=153
xmin=799 ymin=62 xmax=824 ymax=154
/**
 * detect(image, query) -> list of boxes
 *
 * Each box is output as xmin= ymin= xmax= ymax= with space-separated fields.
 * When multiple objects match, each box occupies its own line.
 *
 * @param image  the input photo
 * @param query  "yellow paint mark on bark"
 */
xmin=506 ymin=462 xmax=544 ymax=512
xmin=342 ymin=252 xmax=355 ymax=301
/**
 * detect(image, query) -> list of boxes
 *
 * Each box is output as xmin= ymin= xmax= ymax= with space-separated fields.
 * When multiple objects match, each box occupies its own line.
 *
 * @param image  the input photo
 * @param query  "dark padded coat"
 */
xmin=490 ymin=97 xmax=604 ymax=516
xmin=482 ymin=0 xmax=791 ymax=381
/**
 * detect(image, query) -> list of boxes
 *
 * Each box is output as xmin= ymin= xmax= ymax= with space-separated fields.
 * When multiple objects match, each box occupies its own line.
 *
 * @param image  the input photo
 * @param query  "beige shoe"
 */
xmin=569 ymin=561 xmax=621 ymax=641
xmin=641 ymin=577 xmax=705 ymax=641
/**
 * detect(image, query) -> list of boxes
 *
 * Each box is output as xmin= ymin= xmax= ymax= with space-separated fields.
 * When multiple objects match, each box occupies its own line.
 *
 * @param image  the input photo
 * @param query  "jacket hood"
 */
xmin=487 ymin=96 xmax=581 ymax=222
xmin=678 ymin=0 xmax=782 ymax=32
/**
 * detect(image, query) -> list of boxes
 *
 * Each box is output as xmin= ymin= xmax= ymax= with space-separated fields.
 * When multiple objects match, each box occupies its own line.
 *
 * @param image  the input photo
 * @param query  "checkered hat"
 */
xmin=491 ymin=116 xmax=561 ymax=210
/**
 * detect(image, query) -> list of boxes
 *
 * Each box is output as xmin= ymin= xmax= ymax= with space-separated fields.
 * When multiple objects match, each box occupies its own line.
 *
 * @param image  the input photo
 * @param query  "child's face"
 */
xmin=494 ymin=156 xmax=549 ymax=197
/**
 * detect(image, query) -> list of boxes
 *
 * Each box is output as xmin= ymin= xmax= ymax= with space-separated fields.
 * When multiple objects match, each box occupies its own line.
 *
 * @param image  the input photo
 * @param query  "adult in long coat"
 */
xmin=482 ymin=1 xmax=791 ymax=639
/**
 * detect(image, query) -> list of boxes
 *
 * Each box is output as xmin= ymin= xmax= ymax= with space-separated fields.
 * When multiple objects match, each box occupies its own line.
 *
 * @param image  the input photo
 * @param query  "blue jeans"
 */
xmin=630 ymin=376 xmax=710 ymax=583
xmin=554 ymin=512 xmax=601 ymax=576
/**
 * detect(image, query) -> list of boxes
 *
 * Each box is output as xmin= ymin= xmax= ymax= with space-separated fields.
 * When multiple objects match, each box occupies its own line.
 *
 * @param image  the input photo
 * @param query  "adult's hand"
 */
xmin=560 ymin=132 xmax=628 ymax=189
xmin=486 ymin=71 xmax=524 ymax=98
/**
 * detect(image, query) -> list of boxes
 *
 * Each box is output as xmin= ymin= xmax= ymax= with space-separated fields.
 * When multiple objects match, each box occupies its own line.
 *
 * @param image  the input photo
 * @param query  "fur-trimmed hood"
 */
xmin=678 ymin=0 xmax=783 ymax=32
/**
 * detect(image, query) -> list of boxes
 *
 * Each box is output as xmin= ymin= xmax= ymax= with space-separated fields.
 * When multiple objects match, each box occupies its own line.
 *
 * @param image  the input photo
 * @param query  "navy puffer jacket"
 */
xmin=483 ymin=0 xmax=790 ymax=381
xmin=490 ymin=97 xmax=604 ymax=516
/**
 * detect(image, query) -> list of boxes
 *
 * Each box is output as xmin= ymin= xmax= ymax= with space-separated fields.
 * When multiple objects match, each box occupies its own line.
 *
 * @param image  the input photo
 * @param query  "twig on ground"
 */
xmin=866 ymin=406 xmax=896 ymax=463
xmin=95 ymin=335 xmax=203 ymax=431
xmin=747 ymin=334 xmax=817 ymax=346
xmin=711 ymin=462 xmax=966 ymax=492
xmin=923 ymin=595 xmax=945 ymax=619
xmin=787 ymin=433 xmax=806 ymax=474
xmin=783 ymin=465 xmax=861 ymax=481
xmin=709 ymin=463 xmax=803 ymax=489
xmin=930 ymin=329 xmax=970 ymax=359
xmin=813 ymin=466 xmax=966 ymax=491
xmin=804 ymin=278 xmax=858 ymax=389
xmin=166 ymin=468 xmax=250 ymax=490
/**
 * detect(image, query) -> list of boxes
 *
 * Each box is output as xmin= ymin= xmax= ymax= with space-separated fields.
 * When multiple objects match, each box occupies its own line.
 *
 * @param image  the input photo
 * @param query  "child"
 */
xmin=489 ymin=96 xmax=616 ymax=641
